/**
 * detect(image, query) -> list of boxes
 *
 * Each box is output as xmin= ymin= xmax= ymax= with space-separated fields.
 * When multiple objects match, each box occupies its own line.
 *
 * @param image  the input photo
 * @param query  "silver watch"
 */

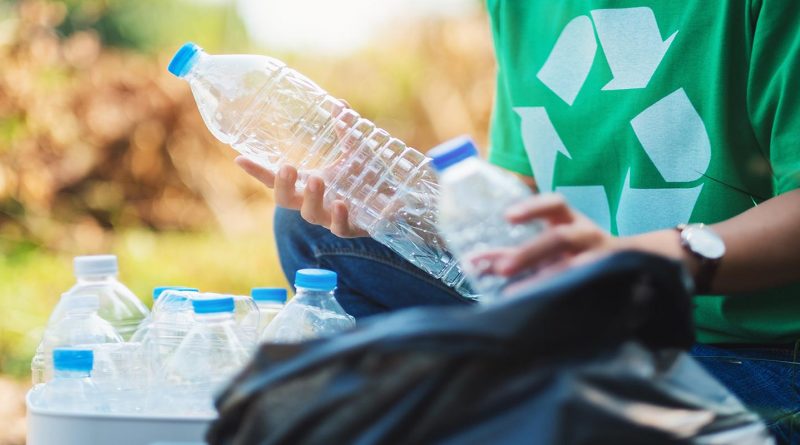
xmin=676 ymin=223 xmax=725 ymax=293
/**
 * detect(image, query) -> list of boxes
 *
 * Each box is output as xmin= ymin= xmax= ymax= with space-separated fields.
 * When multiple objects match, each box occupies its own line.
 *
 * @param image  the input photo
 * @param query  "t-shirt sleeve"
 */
xmin=488 ymin=69 xmax=533 ymax=176
xmin=748 ymin=0 xmax=800 ymax=194
xmin=486 ymin=1 xmax=533 ymax=177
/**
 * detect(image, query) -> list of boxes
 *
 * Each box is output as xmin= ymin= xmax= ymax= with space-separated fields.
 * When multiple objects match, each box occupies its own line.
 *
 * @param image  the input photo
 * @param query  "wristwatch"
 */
xmin=675 ymin=224 xmax=726 ymax=294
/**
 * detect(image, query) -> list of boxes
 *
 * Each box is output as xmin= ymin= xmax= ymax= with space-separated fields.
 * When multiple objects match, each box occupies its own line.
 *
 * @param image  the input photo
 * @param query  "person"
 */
xmin=237 ymin=1 xmax=800 ymax=442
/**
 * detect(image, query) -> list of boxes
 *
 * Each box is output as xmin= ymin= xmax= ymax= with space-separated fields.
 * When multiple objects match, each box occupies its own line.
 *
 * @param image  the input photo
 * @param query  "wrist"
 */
xmin=616 ymin=230 xmax=701 ymax=278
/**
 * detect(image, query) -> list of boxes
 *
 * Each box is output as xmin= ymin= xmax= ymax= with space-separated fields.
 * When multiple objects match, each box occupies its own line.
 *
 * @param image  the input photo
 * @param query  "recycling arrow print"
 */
xmin=591 ymin=8 xmax=678 ymax=91
xmin=514 ymin=107 xmax=571 ymax=194
xmin=518 ymin=7 xmax=711 ymax=235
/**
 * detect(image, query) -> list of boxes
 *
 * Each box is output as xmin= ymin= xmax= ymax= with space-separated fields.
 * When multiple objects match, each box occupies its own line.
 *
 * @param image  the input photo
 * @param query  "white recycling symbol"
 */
xmin=515 ymin=7 xmax=711 ymax=236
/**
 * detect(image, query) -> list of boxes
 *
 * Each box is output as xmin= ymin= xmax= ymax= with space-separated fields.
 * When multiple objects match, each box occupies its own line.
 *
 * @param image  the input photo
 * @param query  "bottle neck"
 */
xmin=294 ymin=288 xmax=336 ymax=303
xmin=194 ymin=311 xmax=235 ymax=323
xmin=183 ymin=52 xmax=207 ymax=82
xmin=439 ymin=156 xmax=483 ymax=183
xmin=76 ymin=274 xmax=117 ymax=284
xmin=54 ymin=369 xmax=91 ymax=379
xmin=64 ymin=308 xmax=96 ymax=317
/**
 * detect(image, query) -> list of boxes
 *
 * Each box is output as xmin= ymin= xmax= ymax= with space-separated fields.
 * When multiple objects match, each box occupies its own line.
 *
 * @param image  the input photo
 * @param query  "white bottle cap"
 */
xmin=74 ymin=255 xmax=118 ymax=277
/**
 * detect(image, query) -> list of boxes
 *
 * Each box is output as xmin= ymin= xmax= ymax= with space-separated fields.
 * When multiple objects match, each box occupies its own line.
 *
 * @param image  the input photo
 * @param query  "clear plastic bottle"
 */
xmin=159 ymin=295 xmax=250 ymax=416
xmin=260 ymin=269 xmax=355 ymax=343
xmin=131 ymin=286 xmax=198 ymax=343
xmin=250 ymin=288 xmax=287 ymax=336
xmin=152 ymin=286 xmax=198 ymax=311
xmin=32 ymin=348 xmax=104 ymax=413
xmin=33 ymin=288 xmax=124 ymax=383
xmin=168 ymin=43 xmax=472 ymax=298
xmin=92 ymin=343 xmax=148 ymax=414
xmin=430 ymin=136 xmax=545 ymax=298
xmin=48 ymin=255 xmax=149 ymax=340
xmin=232 ymin=294 xmax=260 ymax=349
xmin=131 ymin=287 xmax=199 ymax=380
xmin=33 ymin=256 xmax=146 ymax=384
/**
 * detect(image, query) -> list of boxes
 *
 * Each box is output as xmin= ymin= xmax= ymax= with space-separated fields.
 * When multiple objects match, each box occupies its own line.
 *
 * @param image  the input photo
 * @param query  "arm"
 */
xmin=620 ymin=189 xmax=800 ymax=293
xmin=488 ymin=189 xmax=800 ymax=295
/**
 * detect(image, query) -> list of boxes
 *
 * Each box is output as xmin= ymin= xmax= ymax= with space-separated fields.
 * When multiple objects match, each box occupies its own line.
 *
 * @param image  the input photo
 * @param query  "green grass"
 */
xmin=0 ymin=229 xmax=286 ymax=378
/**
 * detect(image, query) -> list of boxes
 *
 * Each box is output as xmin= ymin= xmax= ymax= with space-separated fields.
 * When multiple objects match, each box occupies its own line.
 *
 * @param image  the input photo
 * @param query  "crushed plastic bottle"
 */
xmin=32 ymin=348 xmax=105 ymax=413
xmin=168 ymin=43 xmax=472 ymax=298
xmin=232 ymin=293 xmax=260 ymax=349
xmin=250 ymin=288 xmax=287 ymax=335
xmin=430 ymin=136 xmax=545 ymax=298
xmin=152 ymin=286 xmax=198 ymax=310
xmin=135 ymin=287 xmax=199 ymax=378
xmin=34 ymin=288 xmax=124 ymax=383
xmin=130 ymin=286 xmax=196 ymax=344
xmin=159 ymin=295 xmax=250 ymax=416
xmin=260 ymin=269 xmax=354 ymax=343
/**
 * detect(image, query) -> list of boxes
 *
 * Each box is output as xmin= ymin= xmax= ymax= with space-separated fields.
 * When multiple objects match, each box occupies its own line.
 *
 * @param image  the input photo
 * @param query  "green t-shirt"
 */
xmin=487 ymin=0 xmax=800 ymax=344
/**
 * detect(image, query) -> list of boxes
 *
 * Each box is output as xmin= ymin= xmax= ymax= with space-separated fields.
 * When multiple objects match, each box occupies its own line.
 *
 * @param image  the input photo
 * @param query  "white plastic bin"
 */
xmin=26 ymin=391 xmax=213 ymax=445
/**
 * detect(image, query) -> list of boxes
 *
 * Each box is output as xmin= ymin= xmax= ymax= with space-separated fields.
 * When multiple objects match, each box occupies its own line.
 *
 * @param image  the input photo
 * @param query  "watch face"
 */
xmin=684 ymin=226 xmax=726 ymax=259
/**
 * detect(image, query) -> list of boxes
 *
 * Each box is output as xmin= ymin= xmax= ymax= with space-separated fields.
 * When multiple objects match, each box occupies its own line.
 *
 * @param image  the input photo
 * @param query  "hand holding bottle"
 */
xmin=236 ymin=158 xmax=369 ymax=238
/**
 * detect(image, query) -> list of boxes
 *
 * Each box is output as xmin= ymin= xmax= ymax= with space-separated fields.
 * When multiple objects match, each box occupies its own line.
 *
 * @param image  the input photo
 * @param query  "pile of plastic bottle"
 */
xmin=28 ymin=42 xmax=545 ymax=422
xmin=28 ymin=255 xmax=355 ymax=417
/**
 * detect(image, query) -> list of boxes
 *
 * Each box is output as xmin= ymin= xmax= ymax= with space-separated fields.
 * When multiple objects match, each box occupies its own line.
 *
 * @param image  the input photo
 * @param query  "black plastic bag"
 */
xmin=207 ymin=252 xmax=773 ymax=445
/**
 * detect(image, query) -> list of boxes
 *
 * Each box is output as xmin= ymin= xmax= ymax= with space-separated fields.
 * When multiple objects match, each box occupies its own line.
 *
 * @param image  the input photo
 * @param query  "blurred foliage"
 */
xmin=0 ymin=0 xmax=494 ymax=259
xmin=0 ymin=0 xmax=494 ymax=379
xmin=0 ymin=0 xmax=275 ymax=258
xmin=54 ymin=0 xmax=248 ymax=52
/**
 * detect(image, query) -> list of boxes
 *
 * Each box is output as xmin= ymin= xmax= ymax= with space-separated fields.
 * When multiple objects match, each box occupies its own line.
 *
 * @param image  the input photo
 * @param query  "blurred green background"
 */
xmin=0 ymin=0 xmax=493 ymax=441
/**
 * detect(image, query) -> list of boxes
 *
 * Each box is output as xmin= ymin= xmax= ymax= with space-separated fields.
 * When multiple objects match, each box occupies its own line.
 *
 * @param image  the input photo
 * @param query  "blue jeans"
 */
xmin=691 ymin=343 xmax=800 ymax=444
xmin=275 ymin=208 xmax=800 ymax=443
xmin=274 ymin=208 xmax=472 ymax=317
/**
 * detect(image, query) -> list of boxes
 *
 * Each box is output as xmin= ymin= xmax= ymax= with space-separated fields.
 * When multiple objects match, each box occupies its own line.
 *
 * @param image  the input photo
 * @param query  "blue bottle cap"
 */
xmin=53 ymin=348 xmax=93 ymax=372
xmin=168 ymin=42 xmax=202 ymax=78
xmin=428 ymin=135 xmax=479 ymax=172
xmin=191 ymin=295 xmax=235 ymax=314
xmin=294 ymin=269 xmax=337 ymax=291
xmin=153 ymin=286 xmax=199 ymax=300
xmin=251 ymin=288 xmax=288 ymax=303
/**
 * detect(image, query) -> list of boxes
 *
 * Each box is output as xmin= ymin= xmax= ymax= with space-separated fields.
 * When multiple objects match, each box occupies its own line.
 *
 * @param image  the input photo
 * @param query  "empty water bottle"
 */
xmin=430 ymin=137 xmax=545 ymax=298
xmin=168 ymin=43 xmax=472 ymax=297
xmin=92 ymin=343 xmax=148 ymax=413
xmin=261 ymin=269 xmax=354 ymax=343
xmin=33 ymin=349 xmax=104 ymax=413
xmin=160 ymin=295 xmax=250 ymax=416
xmin=152 ymin=286 xmax=198 ymax=309
xmin=48 ymin=255 xmax=148 ymax=340
xmin=250 ymin=288 xmax=287 ymax=335
xmin=131 ymin=286 xmax=198 ymax=343
xmin=130 ymin=287 xmax=199 ymax=382
xmin=33 ymin=288 xmax=123 ymax=383
xmin=232 ymin=293 xmax=260 ymax=349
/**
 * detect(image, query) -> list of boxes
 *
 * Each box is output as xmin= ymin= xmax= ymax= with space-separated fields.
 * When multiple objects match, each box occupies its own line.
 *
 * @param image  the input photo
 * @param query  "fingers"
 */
xmin=274 ymin=165 xmax=304 ymax=209
xmin=299 ymin=176 xmax=330 ymax=226
xmin=329 ymin=201 xmax=369 ymax=238
xmin=236 ymin=157 xmax=306 ymax=209
xmin=493 ymin=224 xmax=603 ymax=276
xmin=237 ymin=155 xmax=368 ymax=238
xmin=236 ymin=156 xmax=276 ymax=188
xmin=506 ymin=193 xmax=574 ymax=225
